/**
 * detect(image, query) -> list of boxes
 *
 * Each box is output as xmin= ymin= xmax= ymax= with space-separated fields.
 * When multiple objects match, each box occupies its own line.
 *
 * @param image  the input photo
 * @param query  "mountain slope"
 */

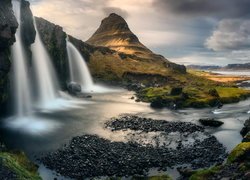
xmin=87 ymin=13 xmax=153 ymax=58
xmin=86 ymin=13 xmax=181 ymax=67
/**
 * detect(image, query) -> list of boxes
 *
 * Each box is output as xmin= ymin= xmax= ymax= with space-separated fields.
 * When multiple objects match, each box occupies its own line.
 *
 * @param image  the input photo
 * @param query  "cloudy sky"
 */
xmin=29 ymin=0 xmax=250 ymax=66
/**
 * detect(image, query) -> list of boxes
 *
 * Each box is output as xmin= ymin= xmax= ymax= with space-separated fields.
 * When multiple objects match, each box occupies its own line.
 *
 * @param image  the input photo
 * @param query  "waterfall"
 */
xmin=66 ymin=41 xmax=94 ymax=92
xmin=31 ymin=19 xmax=59 ymax=108
xmin=11 ymin=0 xmax=32 ymax=117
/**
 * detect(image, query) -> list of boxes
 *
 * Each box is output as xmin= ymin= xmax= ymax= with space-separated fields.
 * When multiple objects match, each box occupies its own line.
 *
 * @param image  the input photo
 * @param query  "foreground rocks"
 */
xmin=190 ymin=142 xmax=250 ymax=180
xmin=40 ymin=116 xmax=226 ymax=179
xmin=199 ymin=118 xmax=224 ymax=127
xmin=241 ymin=117 xmax=250 ymax=137
xmin=105 ymin=115 xmax=204 ymax=134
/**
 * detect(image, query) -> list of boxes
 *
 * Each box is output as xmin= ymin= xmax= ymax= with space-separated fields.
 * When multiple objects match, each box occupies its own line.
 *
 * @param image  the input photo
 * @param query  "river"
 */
xmin=0 ymin=71 xmax=249 ymax=179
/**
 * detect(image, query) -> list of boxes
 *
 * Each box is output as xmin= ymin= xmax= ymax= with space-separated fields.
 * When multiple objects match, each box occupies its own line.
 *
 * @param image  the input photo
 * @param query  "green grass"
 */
xmin=227 ymin=142 xmax=250 ymax=163
xmin=0 ymin=151 xmax=41 ymax=180
xmin=189 ymin=166 xmax=221 ymax=180
xmin=137 ymin=80 xmax=250 ymax=108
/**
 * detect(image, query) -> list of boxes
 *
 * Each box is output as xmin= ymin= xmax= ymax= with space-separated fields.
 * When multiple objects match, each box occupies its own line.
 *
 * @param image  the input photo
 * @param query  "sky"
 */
xmin=28 ymin=0 xmax=250 ymax=66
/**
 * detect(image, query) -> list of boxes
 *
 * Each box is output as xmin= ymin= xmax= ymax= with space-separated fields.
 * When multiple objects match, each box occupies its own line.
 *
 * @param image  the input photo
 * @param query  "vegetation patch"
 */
xmin=0 ymin=151 xmax=41 ymax=180
xmin=136 ymin=74 xmax=250 ymax=109
xmin=190 ymin=166 xmax=221 ymax=180
xmin=227 ymin=142 xmax=250 ymax=163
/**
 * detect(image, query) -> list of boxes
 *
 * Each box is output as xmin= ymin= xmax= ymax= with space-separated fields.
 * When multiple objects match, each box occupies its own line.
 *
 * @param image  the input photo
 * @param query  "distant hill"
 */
xmin=187 ymin=63 xmax=250 ymax=71
xmin=223 ymin=63 xmax=250 ymax=70
xmin=187 ymin=65 xmax=221 ymax=70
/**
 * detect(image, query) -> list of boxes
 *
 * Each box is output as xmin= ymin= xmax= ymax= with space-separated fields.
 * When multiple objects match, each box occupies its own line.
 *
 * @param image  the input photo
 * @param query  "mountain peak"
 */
xmin=87 ymin=13 xmax=153 ymax=57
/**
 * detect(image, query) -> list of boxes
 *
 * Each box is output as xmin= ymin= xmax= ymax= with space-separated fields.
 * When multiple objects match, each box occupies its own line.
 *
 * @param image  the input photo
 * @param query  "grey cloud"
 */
xmin=153 ymin=0 xmax=250 ymax=18
xmin=102 ymin=7 xmax=129 ymax=19
xmin=205 ymin=19 xmax=250 ymax=51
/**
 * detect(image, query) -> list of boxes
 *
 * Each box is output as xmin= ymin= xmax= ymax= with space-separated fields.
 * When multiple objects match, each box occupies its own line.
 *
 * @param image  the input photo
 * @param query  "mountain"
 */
xmin=187 ymin=63 xmax=250 ymax=71
xmin=187 ymin=65 xmax=221 ymax=70
xmin=223 ymin=63 xmax=250 ymax=70
xmin=87 ymin=13 xmax=154 ymax=59
xmin=86 ymin=13 xmax=185 ymax=71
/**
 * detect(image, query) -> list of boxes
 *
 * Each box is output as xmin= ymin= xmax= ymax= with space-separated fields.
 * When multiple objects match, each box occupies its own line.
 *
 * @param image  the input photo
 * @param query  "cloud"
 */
xmin=29 ymin=0 xmax=250 ymax=65
xmin=205 ymin=19 xmax=250 ymax=51
xmin=153 ymin=0 xmax=250 ymax=19
xmin=30 ymin=0 xmax=110 ymax=40
xmin=102 ymin=7 xmax=129 ymax=19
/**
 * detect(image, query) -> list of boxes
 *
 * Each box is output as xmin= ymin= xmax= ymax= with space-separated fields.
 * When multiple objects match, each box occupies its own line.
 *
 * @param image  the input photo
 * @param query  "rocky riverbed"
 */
xmin=40 ymin=115 xmax=226 ymax=179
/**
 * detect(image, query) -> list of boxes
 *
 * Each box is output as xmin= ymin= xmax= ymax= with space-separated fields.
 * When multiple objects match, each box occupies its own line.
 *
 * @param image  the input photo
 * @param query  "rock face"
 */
xmin=35 ymin=17 xmax=68 ymax=89
xmin=87 ymin=13 xmax=186 ymax=73
xmin=0 ymin=0 xmax=18 ymax=116
xmin=241 ymin=118 xmax=250 ymax=137
xmin=0 ymin=0 xmax=35 ymax=117
xmin=0 ymin=0 xmax=18 ymax=48
xmin=20 ymin=0 xmax=36 ymax=46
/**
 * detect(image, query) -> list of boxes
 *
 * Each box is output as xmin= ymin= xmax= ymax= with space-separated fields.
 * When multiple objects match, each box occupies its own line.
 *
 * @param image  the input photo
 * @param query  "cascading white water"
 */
xmin=11 ymin=0 xmax=32 ymax=117
xmin=66 ymin=41 xmax=94 ymax=92
xmin=31 ymin=19 xmax=59 ymax=108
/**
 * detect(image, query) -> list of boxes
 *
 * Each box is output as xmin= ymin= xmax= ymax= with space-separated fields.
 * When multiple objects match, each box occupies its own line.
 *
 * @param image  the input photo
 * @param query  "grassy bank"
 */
xmin=136 ymin=72 xmax=250 ymax=108
xmin=0 ymin=151 xmax=41 ymax=180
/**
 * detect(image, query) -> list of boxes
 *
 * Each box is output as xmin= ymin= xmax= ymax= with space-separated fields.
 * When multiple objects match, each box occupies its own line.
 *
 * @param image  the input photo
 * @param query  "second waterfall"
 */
xmin=66 ymin=40 xmax=94 ymax=92
xmin=31 ymin=19 xmax=60 ymax=109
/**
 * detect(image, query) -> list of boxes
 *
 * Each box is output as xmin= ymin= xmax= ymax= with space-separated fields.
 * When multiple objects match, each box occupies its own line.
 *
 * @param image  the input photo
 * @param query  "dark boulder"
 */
xmin=199 ymin=118 xmax=224 ymax=127
xmin=20 ymin=0 xmax=36 ymax=46
xmin=242 ymin=132 xmax=250 ymax=142
xmin=240 ymin=118 xmax=250 ymax=137
xmin=170 ymin=87 xmax=183 ymax=96
xmin=67 ymin=82 xmax=81 ymax=95
xmin=209 ymin=89 xmax=220 ymax=97
xmin=150 ymin=97 xmax=168 ymax=108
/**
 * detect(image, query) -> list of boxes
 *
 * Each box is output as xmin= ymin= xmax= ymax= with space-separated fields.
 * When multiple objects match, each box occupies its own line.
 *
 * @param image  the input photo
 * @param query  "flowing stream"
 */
xmin=66 ymin=41 xmax=94 ymax=92
xmin=11 ymin=0 xmax=32 ymax=117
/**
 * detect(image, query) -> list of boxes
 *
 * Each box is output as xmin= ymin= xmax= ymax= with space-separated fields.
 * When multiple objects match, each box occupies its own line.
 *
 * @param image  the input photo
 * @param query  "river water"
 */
xmin=0 ymin=71 xmax=249 ymax=179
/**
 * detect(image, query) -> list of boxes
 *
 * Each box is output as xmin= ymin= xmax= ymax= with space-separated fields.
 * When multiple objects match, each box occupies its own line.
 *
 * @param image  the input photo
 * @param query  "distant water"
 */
xmin=212 ymin=70 xmax=250 ymax=76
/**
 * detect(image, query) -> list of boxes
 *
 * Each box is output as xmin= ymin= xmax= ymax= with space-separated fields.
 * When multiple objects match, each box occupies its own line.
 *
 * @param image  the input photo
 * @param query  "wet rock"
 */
xmin=241 ymin=118 xmax=250 ymax=137
xmin=242 ymin=132 xmax=250 ymax=142
xmin=67 ymin=82 xmax=81 ymax=95
xmin=0 ymin=0 xmax=18 ymax=48
xmin=21 ymin=0 xmax=36 ymax=46
xmin=177 ymin=167 xmax=195 ymax=177
xmin=40 ymin=134 xmax=226 ymax=179
xmin=106 ymin=115 xmax=204 ymax=133
xmin=199 ymin=118 xmax=224 ymax=127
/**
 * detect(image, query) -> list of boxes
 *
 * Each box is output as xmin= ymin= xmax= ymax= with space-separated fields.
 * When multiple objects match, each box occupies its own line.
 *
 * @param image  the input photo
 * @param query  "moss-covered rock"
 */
xmin=190 ymin=166 xmax=221 ymax=180
xmin=136 ymin=79 xmax=250 ymax=109
xmin=228 ymin=142 xmax=250 ymax=163
xmin=0 ymin=151 xmax=41 ymax=180
xmin=190 ymin=143 xmax=250 ymax=179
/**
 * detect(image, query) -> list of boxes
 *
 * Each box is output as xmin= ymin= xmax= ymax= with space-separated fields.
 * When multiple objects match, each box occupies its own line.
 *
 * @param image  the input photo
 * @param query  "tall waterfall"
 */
xmin=11 ymin=0 xmax=32 ymax=117
xmin=31 ymin=19 xmax=59 ymax=108
xmin=66 ymin=41 xmax=94 ymax=92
